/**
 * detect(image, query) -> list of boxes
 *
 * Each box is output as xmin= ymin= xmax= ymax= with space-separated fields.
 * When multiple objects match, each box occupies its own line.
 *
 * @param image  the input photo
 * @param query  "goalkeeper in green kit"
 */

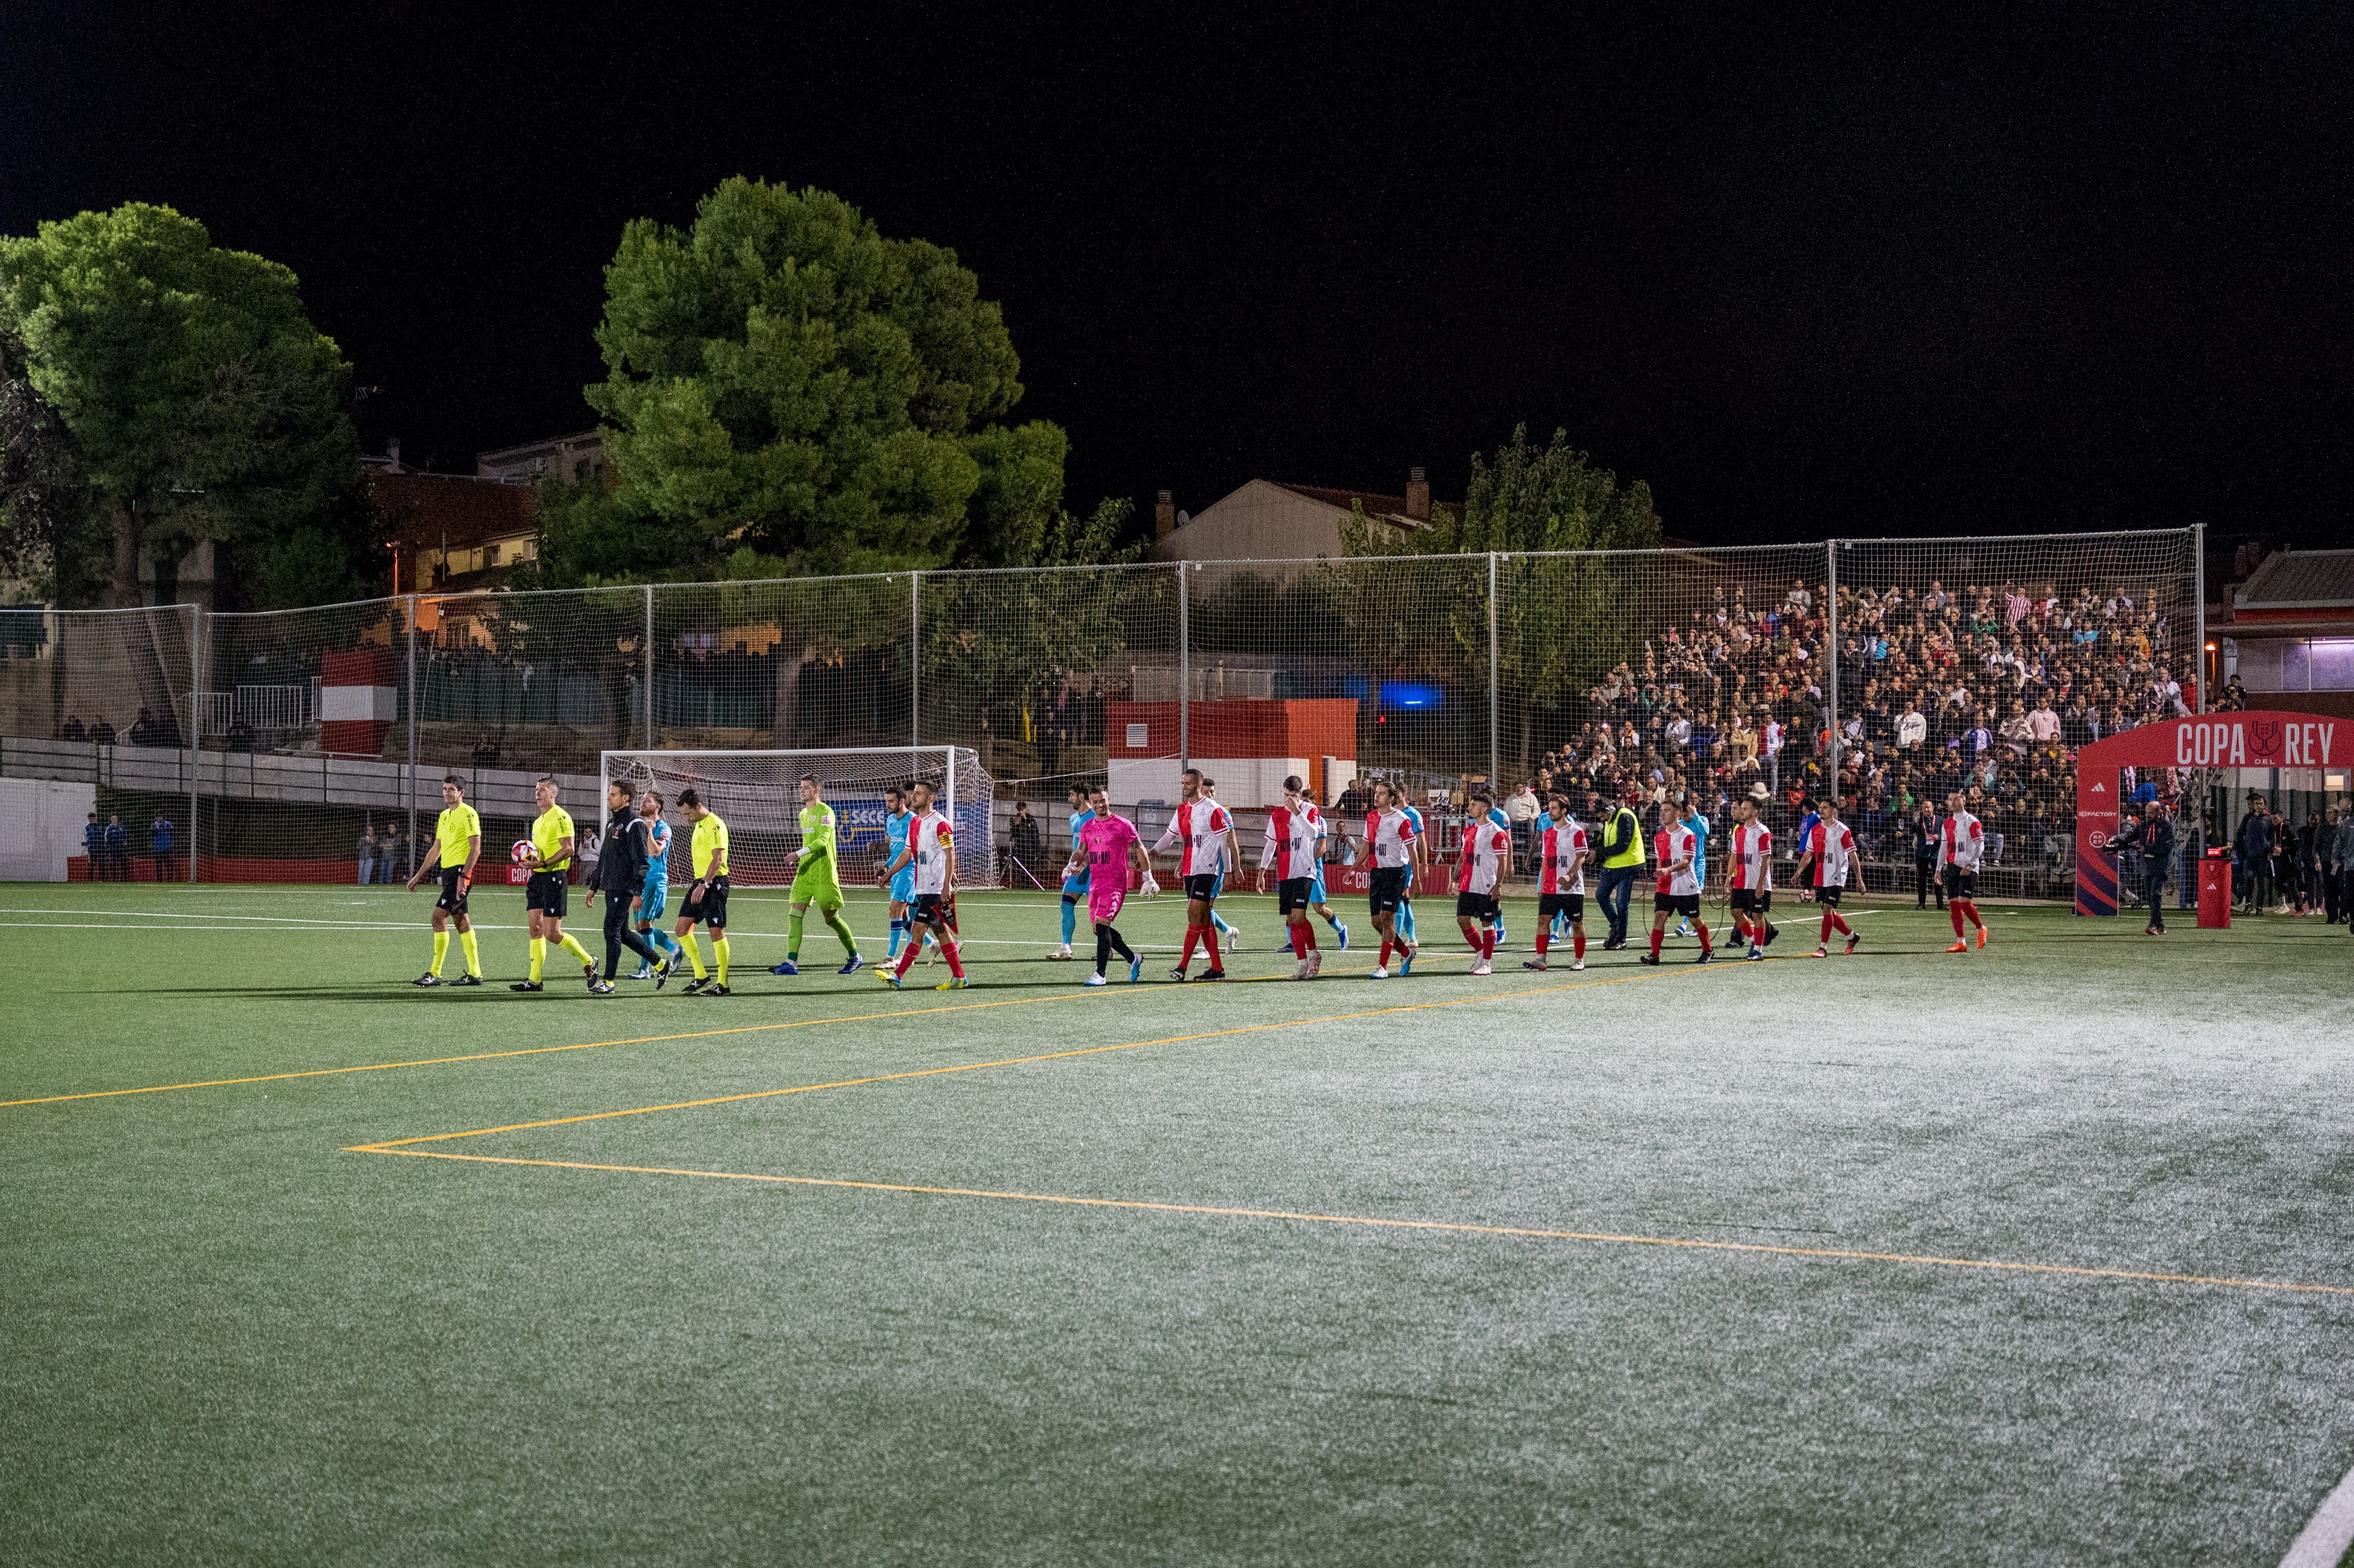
xmin=771 ymin=773 xmax=865 ymax=976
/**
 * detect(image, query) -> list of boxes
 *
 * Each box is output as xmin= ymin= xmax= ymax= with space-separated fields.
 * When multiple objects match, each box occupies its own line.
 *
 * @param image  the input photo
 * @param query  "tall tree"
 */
xmin=0 ymin=203 xmax=362 ymax=608
xmin=585 ymin=177 xmax=1065 ymax=577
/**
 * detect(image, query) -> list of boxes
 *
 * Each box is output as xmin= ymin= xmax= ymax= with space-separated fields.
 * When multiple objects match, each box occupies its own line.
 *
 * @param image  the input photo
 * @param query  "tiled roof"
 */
xmin=370 ymin=472 xmax=538 ymax=551
xmin=1271 ymin=484 xmax=1454 ymax=525
xmin=2235 ymin=548 xmax=2354 ymax=610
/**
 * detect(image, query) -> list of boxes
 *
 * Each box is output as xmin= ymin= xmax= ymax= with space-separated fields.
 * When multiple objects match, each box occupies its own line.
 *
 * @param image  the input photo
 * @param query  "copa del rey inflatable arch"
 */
xmin=2074 ymin=709 xmax=2344 ymax=916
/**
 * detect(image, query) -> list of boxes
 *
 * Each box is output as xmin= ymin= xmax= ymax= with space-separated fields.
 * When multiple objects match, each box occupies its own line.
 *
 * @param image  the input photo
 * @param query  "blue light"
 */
xmin=1381 ymin=682 xmax=1443 ymax=710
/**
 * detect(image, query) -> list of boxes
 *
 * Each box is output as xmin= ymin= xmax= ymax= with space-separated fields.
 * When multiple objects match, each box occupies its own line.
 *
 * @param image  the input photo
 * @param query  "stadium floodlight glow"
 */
xmin=599 ymin=746 xmax=993 ymax=887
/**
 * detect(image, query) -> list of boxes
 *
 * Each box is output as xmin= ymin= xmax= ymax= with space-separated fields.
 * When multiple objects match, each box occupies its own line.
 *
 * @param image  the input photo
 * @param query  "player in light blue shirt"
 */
xmin=1485 ymin=798 xmax=1513 ymax=946
xmin=627 ymin=790 xmax=681 ymax=978
xmin=1674 ymin=798 xmax=1711 ymax=937
xmin=1304 ymin=799 xmax=1348 ymax=948
xmin=885 ymin=786 xmax=923 ymax=960
xmin=1396 ymin=796 xmax=1426 ymax=969
xmin=1055 ymin=785 xmax=1095 ymax=959
xmin=1202 ymin=778 xmax=1243 ymax=950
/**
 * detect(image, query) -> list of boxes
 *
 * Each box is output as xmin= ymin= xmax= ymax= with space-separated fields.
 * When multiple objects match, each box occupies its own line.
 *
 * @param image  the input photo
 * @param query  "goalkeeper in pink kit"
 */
xmin=1065 ymin=786 xmax=1157 ymax=985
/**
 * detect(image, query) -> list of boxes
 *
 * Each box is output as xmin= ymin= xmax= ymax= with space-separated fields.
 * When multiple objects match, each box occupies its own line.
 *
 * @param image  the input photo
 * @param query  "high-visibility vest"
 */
xmin=1602 ymin=807 xmax=1646 ymax=870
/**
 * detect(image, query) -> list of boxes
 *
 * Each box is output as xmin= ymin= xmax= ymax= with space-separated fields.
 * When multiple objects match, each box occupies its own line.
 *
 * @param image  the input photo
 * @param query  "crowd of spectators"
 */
xmin=1510 ymin=573 xmax=2192 ymax=879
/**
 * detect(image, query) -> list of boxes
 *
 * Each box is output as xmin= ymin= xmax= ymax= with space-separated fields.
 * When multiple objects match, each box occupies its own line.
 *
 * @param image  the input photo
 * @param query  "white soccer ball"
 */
xmin=511 ymin=839 xmax=534 ymax=865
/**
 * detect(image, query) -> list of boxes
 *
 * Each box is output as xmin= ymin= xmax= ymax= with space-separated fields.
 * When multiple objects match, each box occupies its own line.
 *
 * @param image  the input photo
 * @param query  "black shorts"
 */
xmin=525 ymin=869 xmax=569 ymax=917
xmin=1729 ymin=888 xmax=1772 ymax=914
xmin=1183 ymin=873 xmax=1220 ymax=903
xmin=1369 ymin=866 xmax=1409 ymax=915
xmin=436 ymin=866 xmax=472 ymax=916
xmin=1539 ymin=892 xmax=1584 ymax=923
xmin=682 ymin=877 xmax=729 ymax=928
xmin=1455 ymin=891 xmax=1500 ymax=922
xmin=1943 ymin=867 xmax=1977 ymax=899
xmin=1277 ymin=877 xmax=1315 ymax=916
xmin=1816 ymin=885 xmax=1845 ymax=907
xmin=1654 ymin=892 xmax=1701 ymax=916
xmin=910 ymin=891 xmax=951 ymax=927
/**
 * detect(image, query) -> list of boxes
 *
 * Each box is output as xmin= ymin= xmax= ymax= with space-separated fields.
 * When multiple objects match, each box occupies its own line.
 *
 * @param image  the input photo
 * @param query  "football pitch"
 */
xmin=4 ymin=882 xmax=2351 ymax=1566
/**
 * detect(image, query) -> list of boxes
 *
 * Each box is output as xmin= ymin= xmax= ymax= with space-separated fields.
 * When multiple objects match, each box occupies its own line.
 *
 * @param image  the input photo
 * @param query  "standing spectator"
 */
xmin=1594 ymin=787 xmax=1645 ymax=949
xmin=1907 ymin=799 xmax=1944 ymax=908
xmin=2110 ymin=801 xmax=2176 ymax=934
xmin=82 ymin=812 xmax=104 ymax=881
xmin=104 ymin=813 xmax=129 ymax=881
xmin=150 ymin=814 xmax=174 ymax=882
xmin=60 ymin=714 xmax=86 ymax=741
xmin=90 ymin=715 xmax=117 ymax=746
xmin=2335 ymin=804 xmax=2354 ymax=928
xmin=2234 ymin=795 xmax=2274 ymax=913
xmin=357 ymin=827 xmax=378 ymax=885
xmin=1008 ymin=799 xmax=1043 ymax=887
xmin=380 ymin=828 xmax=403 ymax=886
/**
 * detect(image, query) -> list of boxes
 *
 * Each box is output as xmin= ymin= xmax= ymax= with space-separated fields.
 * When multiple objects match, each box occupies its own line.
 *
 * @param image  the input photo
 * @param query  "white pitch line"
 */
xmin=2282 ymin=1460 xmax=2354 ymax=1567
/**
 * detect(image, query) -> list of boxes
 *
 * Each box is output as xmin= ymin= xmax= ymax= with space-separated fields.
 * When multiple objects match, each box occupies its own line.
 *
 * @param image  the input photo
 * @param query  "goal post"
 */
xmin=598 ymin=746 xmax=995 ymax=888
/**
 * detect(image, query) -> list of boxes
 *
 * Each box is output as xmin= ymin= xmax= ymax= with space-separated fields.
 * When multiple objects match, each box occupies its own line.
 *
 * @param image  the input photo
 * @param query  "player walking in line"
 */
xmin=772 ymin=774 xmax=864 ymax=977
xmin=1724 ymin=794 xmax=1777 ymax=962
xmin=1200 ymin=778 xmax=1245 ymax=952
xmin=878 ymin=780 xmax=969 ymax=989
xmin=1152 ymin=767 xmax=1234 ymax=982
xmin=1394 ymin=791 xmax=1427 ymax=970
xmin=1939 ymin=789 xmax=1990 ymax=951
xmin=1524 ymin=792 xmax=1588 ymax=972
xmin=1364 ymin=780 xmax=1421 ymax=979
xmin=1794 ymin=796 xmax=1862 ymax=957
xmin=1257 ymin=774 xmax=1326 ymax=979
xmin=626 ymin=790 xmax=682 ymax=979
xmin=1068 ymin=786 xmax=1156 ymax=985
xmin=1640 ymin=798 xmax=1714 ymax=966
xmin=406 ymin=773 xmax=485 ymax=986
xmin=878 ymin=785 xmax=938 ymax=965
xmin=584 ymin=779 xmax=664 ymax=994
xmin=512 ymin=776 xmax=601 ymax=992
xmin=666 ymin=787 xmax=733 ymax=995
xmin=1301 ymin=793 xmax=1349 ymax=949
xmin=1672 ymin=792 xmax=1710 ymax=938
xmin=1532 ymin=794 xmax=1571 ymax=945
xmin=1455 ymin=789 xmax=1512 ymax=975
xmin=1052 ymin=783 xmax=1095 ymax=960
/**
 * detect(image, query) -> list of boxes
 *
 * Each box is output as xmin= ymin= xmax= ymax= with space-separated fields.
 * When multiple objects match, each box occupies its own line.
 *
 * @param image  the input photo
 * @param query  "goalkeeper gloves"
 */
xmin=1140 ymin=873 xmax=1160 ymax=897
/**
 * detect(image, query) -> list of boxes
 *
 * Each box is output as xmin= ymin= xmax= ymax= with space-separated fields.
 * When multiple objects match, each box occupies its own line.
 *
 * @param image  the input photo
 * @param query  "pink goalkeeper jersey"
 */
xmin=1077 ymin=812 xmax=1140 ymax=881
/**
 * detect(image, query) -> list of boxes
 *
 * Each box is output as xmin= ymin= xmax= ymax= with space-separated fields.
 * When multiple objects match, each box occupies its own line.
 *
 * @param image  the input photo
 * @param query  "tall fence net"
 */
xmin=0 ymin=528 xmax=2200 ymax=896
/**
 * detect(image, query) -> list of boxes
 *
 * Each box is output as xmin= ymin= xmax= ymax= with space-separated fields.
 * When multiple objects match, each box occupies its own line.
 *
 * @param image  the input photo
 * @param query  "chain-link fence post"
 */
xmin=2193 ymin=521 xmax=2206 ymax=714
xmin=1177 ymin=560 xmax=1189 ymax=771
xmin=1487 ymin=551 xmax=1500 ymax=790
xmin=910 ymin=570 xmax=922 ymax=749
xmin=187 ymin=604 xmax=201 ymax=884
xmin=1825 ymin=539 xmax=1841 ymax=783
xmin=644 ymin=583 xmax=656 ymax=748
xmin=405 ymin=595 xmax=420 ymax=868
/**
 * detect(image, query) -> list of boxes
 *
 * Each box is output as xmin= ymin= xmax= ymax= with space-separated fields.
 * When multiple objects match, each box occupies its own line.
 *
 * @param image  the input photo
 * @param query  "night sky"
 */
xmin=7 ymin=3 xmax=2349 ymax=546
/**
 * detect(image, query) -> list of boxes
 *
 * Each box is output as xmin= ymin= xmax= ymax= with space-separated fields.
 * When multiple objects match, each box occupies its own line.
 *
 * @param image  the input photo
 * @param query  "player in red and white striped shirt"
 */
xmin=1454 ymin=789 xmax=1513 ymax=975
xmin=1523 ymin=792 xmax=1588 ymax=971
xmin=1150 ymin=767 xmax=1234 ymax=981
xmin=1938 ymin=789 xmax=1989 ymax=951
xmin=1793 ymin=796 xmax=1862 ymax=957
xmin=1641 ymin=799 xmax=1714 ymax=965
xmin=1725 ymin=795 xmax=1777 ymax=960
xmin=1257 ymin=774 xmax=1326 ymax=979
xmin=1363 ymin=780 xmax=1420 ymax=978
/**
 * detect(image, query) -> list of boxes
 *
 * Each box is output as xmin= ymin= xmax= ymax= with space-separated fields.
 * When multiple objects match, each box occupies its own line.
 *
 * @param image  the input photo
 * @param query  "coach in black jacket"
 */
xmin=586 ymin=780 xmax=662 ymax=991
xmin=2111 ymin=802 xmax=2176 ymax=935
xmin=1906 ymin=801 xmax=1944 ymax=908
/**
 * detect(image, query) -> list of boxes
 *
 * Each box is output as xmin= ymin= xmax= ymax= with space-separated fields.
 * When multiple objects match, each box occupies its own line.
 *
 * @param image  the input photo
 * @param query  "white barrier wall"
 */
xmin=0 ymin=777 xmax=98 ymax=880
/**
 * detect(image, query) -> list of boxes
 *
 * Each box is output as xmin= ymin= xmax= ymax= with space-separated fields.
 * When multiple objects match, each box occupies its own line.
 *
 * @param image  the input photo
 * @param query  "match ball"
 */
xmin=511 ymin=839 xmax=533 ymax=865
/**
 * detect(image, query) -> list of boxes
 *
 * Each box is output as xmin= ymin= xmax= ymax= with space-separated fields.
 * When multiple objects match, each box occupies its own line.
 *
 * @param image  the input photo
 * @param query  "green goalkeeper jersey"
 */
xmin=796 ymin=801 xmax=840 ymax=883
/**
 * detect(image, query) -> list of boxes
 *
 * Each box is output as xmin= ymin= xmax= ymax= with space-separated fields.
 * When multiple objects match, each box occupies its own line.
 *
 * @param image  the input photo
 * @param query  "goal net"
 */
xmin=597 ymin=746 xmax=995 ymax=888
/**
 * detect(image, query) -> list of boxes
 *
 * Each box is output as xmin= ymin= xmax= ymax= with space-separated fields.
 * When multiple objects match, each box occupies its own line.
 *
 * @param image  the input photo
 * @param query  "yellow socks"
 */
xmin=458 ymin=929 xmax=481 ymax=977
xmin=529 ymin=937 xmax=547 ymax=983
xmin=558 ymin=932 xmax=595 ymax=971
xmin=431 ymin=929 xmax=449 ymax=977
xmin=712 ymin=936 xmax=730 ymax=984
xmin=685 ymin=937 xmax=708 ymax=979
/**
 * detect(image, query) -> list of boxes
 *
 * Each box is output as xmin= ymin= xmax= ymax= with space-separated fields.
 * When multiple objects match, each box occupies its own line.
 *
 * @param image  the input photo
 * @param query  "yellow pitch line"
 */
xmin=1 ymin=989 xmax=1105 ymax=1108
xmin=347 ymin=1147 xmax=2354 ymax=1299
xmin=345 ymin=968 xmax=1711 ymax=1151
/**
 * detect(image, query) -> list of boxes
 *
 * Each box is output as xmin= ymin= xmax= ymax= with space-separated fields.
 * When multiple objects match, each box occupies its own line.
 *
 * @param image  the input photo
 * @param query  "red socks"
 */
xmin=1649 ymin=927 xmax=1664 ymax=958
xmin=1480 ymin=929 xmax=1497 ymax=960
xmin=1290 ymin=921 xmax=1317 ymax=958
xmin=1961 ymin=900 xmax=1983 ymax=931
xmin=943 ymin=939 xmax=964 ymax=978
xmin=1379 ymin=938 xmax=1394 ymax=966
xmin=1180 ymin=926 xmax=1200 ymax=969
xmin=1535 ymin=932 xmax=1551 ymax=957
xmin=1695 ymin=920 xmax=1711 ymax=954
xmin=895 ymin=944 xmax=919 ymax=978
xmin=1573 ymin=929 xmax=1586 ymax=961
xmin=1820 ymin=909 xmax=1850 ymax=942
xmin=1950 ymin=905 xmax=1967 ymax=938
xmin=1202 ymin=927 xmax=1221 ymax=969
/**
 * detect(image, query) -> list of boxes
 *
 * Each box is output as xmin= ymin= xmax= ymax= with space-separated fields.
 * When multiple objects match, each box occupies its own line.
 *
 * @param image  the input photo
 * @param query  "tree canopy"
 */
xmin=580 ymin=177 xmax=1067 ymax=579
xmin=0 ymin=202 xmax=363 ymax=608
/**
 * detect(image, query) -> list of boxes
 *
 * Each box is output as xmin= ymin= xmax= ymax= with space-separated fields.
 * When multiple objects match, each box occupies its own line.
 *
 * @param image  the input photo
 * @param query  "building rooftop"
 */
xmin=2234 ymin=548 xmax=2354 ymax=611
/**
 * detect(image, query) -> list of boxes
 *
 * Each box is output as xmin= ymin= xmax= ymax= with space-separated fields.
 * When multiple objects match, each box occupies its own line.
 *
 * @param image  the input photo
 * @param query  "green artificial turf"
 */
xmin=3 ymin=881 xmax=2350 ymax=1565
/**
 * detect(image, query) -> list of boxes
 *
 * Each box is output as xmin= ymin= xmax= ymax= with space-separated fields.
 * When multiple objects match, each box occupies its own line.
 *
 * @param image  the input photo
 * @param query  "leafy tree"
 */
xmin=585 ymin=177 xmax=1064 ymax=577
xmin=0 ymin=203 xmax=362 ymax=608
xmin=1338 ymin=425 xmax=1665 ymax=773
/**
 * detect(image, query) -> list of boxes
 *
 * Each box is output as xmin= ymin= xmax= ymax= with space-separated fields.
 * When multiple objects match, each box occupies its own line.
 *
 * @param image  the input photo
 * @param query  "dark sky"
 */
xmin=7 ymin=3 xmax=2350 ymax=546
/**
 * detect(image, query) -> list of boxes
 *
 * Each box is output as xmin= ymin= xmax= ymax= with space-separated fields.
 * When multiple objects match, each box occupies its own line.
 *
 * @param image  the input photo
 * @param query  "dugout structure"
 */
xmin=599 ymin=746 xmax=994 ymax=888
xmin=2073 ymin=709 xmax=2345 ymax=915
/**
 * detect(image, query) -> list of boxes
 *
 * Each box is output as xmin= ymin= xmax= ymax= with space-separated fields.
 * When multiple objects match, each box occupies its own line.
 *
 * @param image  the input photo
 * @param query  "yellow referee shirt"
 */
xmin=691 ymin=812 xmax=729 ymax=879
xmin=434 ymin=802 xmax=481 ymax=869
xmin=531 ymin=806 xmax=576 ymax=871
